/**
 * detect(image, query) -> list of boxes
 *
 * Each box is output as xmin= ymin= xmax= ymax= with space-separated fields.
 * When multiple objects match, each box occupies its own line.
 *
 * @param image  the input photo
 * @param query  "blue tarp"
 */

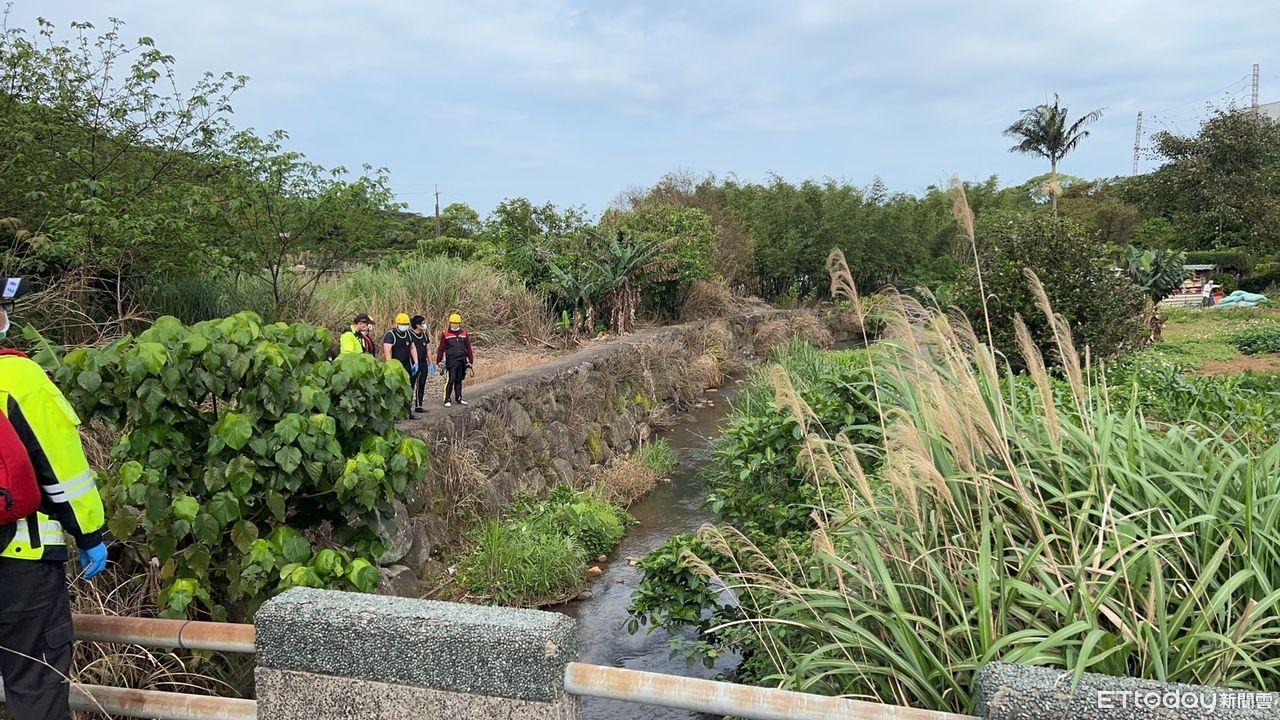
xmin=1215 ymin=290 xmax=1268 ymax=308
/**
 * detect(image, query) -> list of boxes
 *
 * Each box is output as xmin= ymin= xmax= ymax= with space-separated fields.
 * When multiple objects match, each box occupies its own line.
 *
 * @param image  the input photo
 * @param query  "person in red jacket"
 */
xmin=434 ymin=313 xmax=473 ymax=407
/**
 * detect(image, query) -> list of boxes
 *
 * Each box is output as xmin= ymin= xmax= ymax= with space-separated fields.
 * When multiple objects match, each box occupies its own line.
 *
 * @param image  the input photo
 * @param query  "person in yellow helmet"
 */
xmin=383 ymin=313 xmax=421 ymax=419
xmin=434 ymin=313 xmax=473 ymax=407
xmin=0 ymin=279 xmax=108 ymax=720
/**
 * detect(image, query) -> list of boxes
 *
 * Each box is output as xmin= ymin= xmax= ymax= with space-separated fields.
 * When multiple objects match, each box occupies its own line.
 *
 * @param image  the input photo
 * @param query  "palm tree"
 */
xmin=1004 ymin=94 xmax=1104 ymax=213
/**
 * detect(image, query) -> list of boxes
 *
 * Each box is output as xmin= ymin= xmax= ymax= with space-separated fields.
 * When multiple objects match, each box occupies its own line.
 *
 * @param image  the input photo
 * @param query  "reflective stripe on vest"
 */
xmin=43 ymin=469 xmax=95 ymax=503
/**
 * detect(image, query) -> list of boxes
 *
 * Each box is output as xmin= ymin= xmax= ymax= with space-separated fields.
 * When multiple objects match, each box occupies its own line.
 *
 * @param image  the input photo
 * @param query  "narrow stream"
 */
xmin=557 ymin=380 xmax=743 ymax=720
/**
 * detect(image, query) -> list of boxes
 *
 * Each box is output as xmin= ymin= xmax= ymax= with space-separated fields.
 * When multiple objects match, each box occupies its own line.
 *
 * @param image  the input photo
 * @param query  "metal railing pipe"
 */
xmin=564 ymin=662 xmax=979 ymax=720
xmin=72 ymin=614 xmax=256 ymax=654
xmin=0 ymin=681 xmax=256 ymax=720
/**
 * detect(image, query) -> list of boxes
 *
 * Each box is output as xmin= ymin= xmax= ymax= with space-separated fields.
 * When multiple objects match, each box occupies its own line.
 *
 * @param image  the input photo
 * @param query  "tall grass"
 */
xmin=313 ymin=257 xmax=551 ymax=344
xmin=679 ymin=273 xmax=1280 ymax=712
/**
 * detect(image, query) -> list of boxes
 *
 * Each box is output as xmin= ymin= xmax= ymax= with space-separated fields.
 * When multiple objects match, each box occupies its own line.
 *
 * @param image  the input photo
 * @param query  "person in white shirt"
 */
xmin=1202 ymin=278 xmax=1220 ymax=307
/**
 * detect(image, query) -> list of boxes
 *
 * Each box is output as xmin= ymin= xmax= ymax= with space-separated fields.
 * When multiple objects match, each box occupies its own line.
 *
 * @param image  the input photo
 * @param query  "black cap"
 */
xmin=2 ymin=278 xmax=31 ymax=303
xmin=354 ymin=313 xmax=373 ymax=324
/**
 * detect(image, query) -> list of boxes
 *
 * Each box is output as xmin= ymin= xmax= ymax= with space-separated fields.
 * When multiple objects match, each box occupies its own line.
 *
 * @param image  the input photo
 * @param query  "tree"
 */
xmin=618 ymin=172 xmax=756 ymax=288
xmin=598 ymin=199 xmax=717 ymax=318
xmin=1004 ymin=94 xmax=1104 ymax=213
xmin=438 ymin=203 xmax=482 ymax=239
xmin=0 ymin=14 xmax=244 ymax=322
xmin=1129 ymin=106 xmax=1280 ymax=255
xmin=215 ymin=130 xmax=399 ymax=321
xmin=484 ymin=197 xmax=593 ymax=292
xmin=958 ymin=215 xmax=1146 ymax=365
xmin=1123 ymin=245 xmax=1189 ymax=301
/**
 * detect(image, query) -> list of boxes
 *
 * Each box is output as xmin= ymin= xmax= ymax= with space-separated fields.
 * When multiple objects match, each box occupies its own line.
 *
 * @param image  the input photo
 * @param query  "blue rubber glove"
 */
xmin=428 ymin=363 xmax=436 ymax=376
xmin=411 ymin=363 xmax=419 ymax=376
xmin=81 ymin=542 xmax=108 ymax=580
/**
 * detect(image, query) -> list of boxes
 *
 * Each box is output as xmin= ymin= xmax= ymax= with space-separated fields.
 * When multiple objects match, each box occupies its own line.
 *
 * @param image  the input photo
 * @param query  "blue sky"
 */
xmin=15 ymin=1 xmax=1280 ymax=217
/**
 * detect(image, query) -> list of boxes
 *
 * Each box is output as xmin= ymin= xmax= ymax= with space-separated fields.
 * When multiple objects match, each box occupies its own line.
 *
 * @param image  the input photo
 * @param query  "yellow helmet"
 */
xmin=395 ymin=313 xmax=410 ymax=325
xmin=449 ymin=313 xmax=462 ymax=324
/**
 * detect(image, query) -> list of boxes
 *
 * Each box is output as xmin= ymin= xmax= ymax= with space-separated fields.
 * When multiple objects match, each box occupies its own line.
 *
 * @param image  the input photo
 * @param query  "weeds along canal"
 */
xmin=556 ymin=380 xmax=743 ymax=720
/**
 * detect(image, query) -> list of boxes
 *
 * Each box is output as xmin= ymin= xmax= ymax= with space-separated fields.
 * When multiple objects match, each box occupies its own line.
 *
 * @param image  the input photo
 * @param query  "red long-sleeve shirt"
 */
xmin=435 ymin=328 xmax=473 ymax=365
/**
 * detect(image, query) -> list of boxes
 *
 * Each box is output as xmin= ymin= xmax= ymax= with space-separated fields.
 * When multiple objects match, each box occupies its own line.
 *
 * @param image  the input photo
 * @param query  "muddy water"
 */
xmin=557 ymin=381 xmax=743 ymax=720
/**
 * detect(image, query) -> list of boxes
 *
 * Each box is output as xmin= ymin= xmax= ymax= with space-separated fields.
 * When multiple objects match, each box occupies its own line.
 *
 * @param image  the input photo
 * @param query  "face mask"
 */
xmin=398 ymin=324 xmax=409 ymax=331
xmin=0 ymin=311 xmax=8 ymax=342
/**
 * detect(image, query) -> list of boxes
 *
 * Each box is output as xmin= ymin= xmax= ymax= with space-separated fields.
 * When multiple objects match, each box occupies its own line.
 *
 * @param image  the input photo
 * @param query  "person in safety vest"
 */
xmin=339 ymin=313 xmax=377 ymax=356
xmin=0 ymin=278 xmax=108 ymax=720
xmin=383 ymin=313 xmax=421 ymax=420
xmin=434 ymin=313 xmax=473 ymax=408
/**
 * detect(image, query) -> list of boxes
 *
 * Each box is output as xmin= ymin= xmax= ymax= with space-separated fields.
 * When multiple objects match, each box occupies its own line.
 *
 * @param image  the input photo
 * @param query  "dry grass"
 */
xmin=430 ymin=435 xmax=491 ymax=519
xmin=15 ymin=269 xmax=148 ymax=348
xmin=587 ymin=459 xmax=663 ymax=508
xmin=66 ymin=561 xmax=248 ymax=719
xmin=752 ymin=313 xmax=835 ymax=355
xmin=681 ymin=279 xmax=748 ymax=321
xmin=467 ymin=349 xmax=553 ymax=385
xmin=688 ymin=353 xmax=725 ymax=391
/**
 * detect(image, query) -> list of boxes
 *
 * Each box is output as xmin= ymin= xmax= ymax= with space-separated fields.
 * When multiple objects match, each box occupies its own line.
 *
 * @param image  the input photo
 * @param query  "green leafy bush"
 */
xmin=43 ymin=312 xmax=426 ymax=619
xmin=957 ymin=214 xmax=1147 ymax=364
xmin=415 ymin=236 xmax=497 ymax=262
xmin=1184 ymin=249 xmax=1252 ymax=273
xmin=1231 ymin=326 xmax=1280 ymax=355
xmin=706 ymin=342 xmax=879 ymax=539
xmin=1242 ymin=262 xmax=1280 ymax=294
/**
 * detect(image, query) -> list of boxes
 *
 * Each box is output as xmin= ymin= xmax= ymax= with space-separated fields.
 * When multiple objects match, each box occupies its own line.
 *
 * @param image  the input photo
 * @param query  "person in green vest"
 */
xmin=339 ymin=313 xmax=377 ymax=355
xmin=0 ymin=279 xmax=109 ymax=720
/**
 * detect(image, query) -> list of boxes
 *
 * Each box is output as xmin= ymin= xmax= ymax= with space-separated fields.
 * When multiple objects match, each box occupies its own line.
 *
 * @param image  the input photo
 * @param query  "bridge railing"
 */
xmin=0 ymin=615 xmax=257 ymax=720
xmin=1 ymin=594 xmax=973 ymax=720
xmin=4 ymin=590 xmax=1270 ymax=720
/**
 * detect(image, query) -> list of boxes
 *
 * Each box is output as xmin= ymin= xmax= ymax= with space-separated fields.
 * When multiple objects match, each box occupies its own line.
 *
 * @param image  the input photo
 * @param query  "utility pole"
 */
xmin=434 ymin=185 xmax=441 ymax=238
xmin=1132 ymin=111 xmax=1143 ymax=176
xmin=1253 ymin=63 xmax=1261 ymax=115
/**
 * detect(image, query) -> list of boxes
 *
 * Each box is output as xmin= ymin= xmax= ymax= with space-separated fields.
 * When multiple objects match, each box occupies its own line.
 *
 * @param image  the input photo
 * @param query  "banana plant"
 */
xmin=1123 ymin=245 xmax=1188 ymax=301
xmin=589 ymin=231 xmax=665 ymax=334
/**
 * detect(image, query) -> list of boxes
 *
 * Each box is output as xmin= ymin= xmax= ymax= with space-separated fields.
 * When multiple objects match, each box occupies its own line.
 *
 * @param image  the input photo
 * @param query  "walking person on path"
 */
xmin=0 ymin=281 xmax=109 ymax=720
xmin=383 ymin=313 xmax=420 ymax=419
xmin=408 ymin=315 xmax=433 ymax=413
xmin=435 ymin=313 xmax=473 ymax=408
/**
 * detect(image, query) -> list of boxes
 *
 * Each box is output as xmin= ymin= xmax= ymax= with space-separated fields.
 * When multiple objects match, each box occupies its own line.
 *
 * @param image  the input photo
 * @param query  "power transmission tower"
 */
xmin=434 ymin=185 xmax=441 ymax=238
xmin=1253 ymin=63 xmax=1261 ymax=114
xmin=1132 ymin=111 xmax=1143 ymax=176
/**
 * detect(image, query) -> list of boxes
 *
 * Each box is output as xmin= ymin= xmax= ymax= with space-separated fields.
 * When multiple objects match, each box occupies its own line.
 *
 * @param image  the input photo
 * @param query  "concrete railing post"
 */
xmin=254 ymin=588 xmax=580 ymax=720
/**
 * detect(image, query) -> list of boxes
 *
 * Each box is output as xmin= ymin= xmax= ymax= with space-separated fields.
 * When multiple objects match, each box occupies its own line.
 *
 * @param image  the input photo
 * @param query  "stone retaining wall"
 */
xmin=377 ymin=308 xmax=854 ymax=593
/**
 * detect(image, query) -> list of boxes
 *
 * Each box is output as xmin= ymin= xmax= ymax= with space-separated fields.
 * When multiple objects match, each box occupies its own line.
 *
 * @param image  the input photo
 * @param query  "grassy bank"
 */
xmin=631 ymin=293 xmax=1280 ymax=713
xmin=449 ymin=440 xmax=677 ymax=607
xmin=1143 ymin=306 xmax=1280 ymax=373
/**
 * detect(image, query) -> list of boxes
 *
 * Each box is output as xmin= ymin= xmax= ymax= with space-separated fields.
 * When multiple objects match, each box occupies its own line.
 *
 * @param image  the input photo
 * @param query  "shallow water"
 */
xmin=556 ymin=381 xmax=743 ymax=720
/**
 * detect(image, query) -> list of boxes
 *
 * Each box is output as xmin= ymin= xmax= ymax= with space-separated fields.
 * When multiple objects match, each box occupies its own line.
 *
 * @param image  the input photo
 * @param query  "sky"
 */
xmin=12 ymin=1 xmax=1280 ymax=217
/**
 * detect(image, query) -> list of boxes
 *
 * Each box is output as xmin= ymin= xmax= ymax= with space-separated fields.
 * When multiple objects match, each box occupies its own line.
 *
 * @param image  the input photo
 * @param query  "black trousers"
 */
xmin=444 ymin=359 xmax=467 ymax=403
xmin=394 ymin=359 xmax=416 ymax=416
xmin=0 ymin=559 xmax=73 ymax=720
xmin=413 ymin=363 xmax=427 ymax=408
